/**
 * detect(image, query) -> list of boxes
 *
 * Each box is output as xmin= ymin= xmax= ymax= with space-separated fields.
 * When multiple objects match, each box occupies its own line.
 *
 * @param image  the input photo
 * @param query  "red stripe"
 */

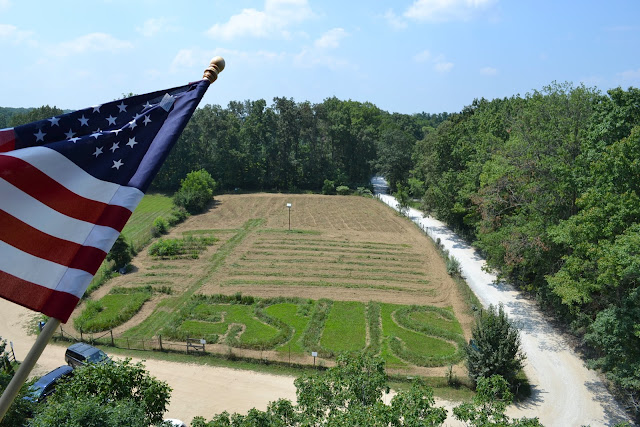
xmin=0 ymin=270 xmax=79 ymax=323
xmin=0 ymin=129 xmax=15 ymax=152
xmin=0 ymin=209 xmax=106 ymax=274
xmin=0 ymin=155 xmax=132 ymax=231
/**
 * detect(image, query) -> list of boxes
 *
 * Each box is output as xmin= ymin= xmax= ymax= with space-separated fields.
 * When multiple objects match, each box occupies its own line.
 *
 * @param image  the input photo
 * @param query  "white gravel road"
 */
xmin=373 ymin=176 xmax=630 ymax=426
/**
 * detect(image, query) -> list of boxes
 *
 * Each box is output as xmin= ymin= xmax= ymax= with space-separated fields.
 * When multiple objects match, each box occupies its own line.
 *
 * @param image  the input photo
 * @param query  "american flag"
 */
xmin=0 ymin=79 xmax=210 ymax=322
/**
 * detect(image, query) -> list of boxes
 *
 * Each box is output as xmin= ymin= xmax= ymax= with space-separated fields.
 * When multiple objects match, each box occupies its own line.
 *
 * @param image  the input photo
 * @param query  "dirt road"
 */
xmin=374 ymin=176 xmax=630 ymax=426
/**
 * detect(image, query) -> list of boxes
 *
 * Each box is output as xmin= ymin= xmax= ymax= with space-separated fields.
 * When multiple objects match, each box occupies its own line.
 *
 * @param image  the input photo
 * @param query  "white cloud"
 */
xmin=618 ymin=68 xmax=640 ymax=81
xmin=414 ymin=50 xmax=453 ymax=73
xmin=293 ymin=48 xmax=353 ymax=71
xmin=434 ymin=60 xmax=454 ymax=73
xmin=0 ymin=0 xmax=10 ymax=11
xmin=404 ymin=0 xmax=497 ymax=22
xmin=0 ymin=24 xmax=35 ymax=45
xmin=137 ymin=18 xmax=174 ymax=37
xmin=480 ymin=66 xmax=497 ymax=76
xmin=384 ymin=9 xmax=407 ymax=30
xmin=55 ymin=33 xmax=133 ymax=56
xmin=413 ymin=49 xmax=431 ymax=63
xmin=314 ymin=28 xmax=348 ymax=49
xmin=205 ymin=0 xmax=314 ymax=40
xmin=171 ymin=47 xmax=286 ymax=73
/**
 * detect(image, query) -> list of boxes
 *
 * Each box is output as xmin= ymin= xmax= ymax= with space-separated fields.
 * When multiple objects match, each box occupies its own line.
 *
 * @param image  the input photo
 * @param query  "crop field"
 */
xmin=73 ymin=193 xmax=473 ymax=374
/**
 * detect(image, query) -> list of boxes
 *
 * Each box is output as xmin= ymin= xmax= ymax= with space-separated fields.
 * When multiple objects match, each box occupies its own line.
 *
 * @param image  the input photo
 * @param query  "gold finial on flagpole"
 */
xmin=203 ymin=56 xmax=225 ymax=83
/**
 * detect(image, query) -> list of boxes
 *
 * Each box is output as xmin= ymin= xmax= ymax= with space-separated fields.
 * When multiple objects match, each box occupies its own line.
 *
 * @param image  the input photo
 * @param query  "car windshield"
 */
xmin=87 ymin=350 xmax=109 ymax=363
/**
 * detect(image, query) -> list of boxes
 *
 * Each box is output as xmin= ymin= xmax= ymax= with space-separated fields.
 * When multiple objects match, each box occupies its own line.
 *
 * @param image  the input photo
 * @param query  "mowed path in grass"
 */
xmin=75 ymin=193 xmax=473 ymax=371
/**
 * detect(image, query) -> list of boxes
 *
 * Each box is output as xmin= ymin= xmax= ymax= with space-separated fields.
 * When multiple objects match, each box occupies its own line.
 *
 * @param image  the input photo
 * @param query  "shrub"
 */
xmin=465 ymin=304 xmax=526 ymax=388
xmin=152 ymin=216 xmax=168 ymax=236
xmin=168 ymin=206 xmax=189 ymax=226
xmin=106 ymin=235 xmax=133 ymax=271
xmin=336 ymin=185 xmax=350 ymax=195
xmin=173 ymin=169 xmax=217 ymax=214
xmin=322 ymin=179 xmax=335 ymax=195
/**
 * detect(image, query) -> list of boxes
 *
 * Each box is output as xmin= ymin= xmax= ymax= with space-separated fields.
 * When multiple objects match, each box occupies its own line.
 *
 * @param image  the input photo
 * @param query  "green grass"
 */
xmin=380 ymin=303 xmax=457 ymax=363
xmin=74 ymin=290 xmax=152 ymax=332
xmin=180 ymin=304 xmax=281 ymax=347
xmin=320 ymin=301 xmax=366 ymax=353
xmin=409 ymin=308 xmax=463 ymax=336
xmin=265 ymin=303 xmax=312 ymax=354
xmin=227 ymin=270 xmax=429 ymax=285
xmin=121 ymin=193 xmax=175 ymax=249
xmin=221 ymin=279 xmax=426 ymax=294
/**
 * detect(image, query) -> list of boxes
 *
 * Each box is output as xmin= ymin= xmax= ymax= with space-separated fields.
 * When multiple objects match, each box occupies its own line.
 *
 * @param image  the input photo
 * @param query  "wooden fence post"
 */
xmin=110 ymin=330 xmax=114 ymax=346
xmin=158 ymin=335 xmax=163 ymax=351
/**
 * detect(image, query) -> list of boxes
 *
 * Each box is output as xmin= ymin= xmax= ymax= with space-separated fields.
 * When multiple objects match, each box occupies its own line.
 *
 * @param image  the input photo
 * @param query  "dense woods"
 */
xmin=3 ymin=82 xmax=640 ymax=417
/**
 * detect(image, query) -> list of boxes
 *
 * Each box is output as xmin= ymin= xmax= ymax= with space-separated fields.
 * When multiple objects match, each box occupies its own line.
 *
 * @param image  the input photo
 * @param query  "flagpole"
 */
xmin=0 ymin=317 xmax=61 ymax=420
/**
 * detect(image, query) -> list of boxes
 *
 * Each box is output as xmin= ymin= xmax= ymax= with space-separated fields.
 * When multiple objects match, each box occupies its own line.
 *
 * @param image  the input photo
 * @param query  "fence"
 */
xmin=55 ymin=326 xmax=200 ymax=354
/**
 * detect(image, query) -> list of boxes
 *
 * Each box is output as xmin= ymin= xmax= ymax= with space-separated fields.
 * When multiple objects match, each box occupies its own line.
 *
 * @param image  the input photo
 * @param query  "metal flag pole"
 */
xmin=0 ymin=56 xmax=225 ymax=422
xmin=0 ymin=317 xmax=61 ymax=420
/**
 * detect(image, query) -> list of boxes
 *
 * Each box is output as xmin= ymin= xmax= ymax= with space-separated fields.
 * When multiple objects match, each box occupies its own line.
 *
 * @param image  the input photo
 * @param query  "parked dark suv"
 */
xmin=27 ymin=365 xmax=73 ymax=402
xmin=64 ymin=343 xmax=110 ymax=368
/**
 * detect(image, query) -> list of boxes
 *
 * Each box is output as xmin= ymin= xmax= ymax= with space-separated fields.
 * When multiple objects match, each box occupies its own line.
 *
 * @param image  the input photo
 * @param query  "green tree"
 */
xmin=8 ymin=105 xmax=64 ymax=127
xmin=173 ymin=169 xmax=217 ymax=214
xmin=453 ymin=375 xmax=542 ymax=426
xmin=394 ymin=182 xmax=411 ymax=216
xmin=32 ymin=358 xmax=171 ymax=426
xmin=106 ymin=234 xmax=133 ymax=271
xmin=0 ymin=338 xmax=36 ymax=427
xmin=465 ymin=304 xmax=526 ymax=388
xmin=30 ymin=396 xmax=146 ymax=427
xmin=196 ymin=353 xmax=446 ymax=426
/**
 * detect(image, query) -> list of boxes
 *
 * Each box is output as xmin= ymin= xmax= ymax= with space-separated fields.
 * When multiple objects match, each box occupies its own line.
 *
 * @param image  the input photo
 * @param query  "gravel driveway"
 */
xmin=373 ymin=176 xmax=629 ymax=426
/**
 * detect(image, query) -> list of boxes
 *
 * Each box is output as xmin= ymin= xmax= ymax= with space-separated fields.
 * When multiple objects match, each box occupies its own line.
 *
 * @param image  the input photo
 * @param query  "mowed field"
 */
xmin=76 ymin=193 xmax=474 ymax=374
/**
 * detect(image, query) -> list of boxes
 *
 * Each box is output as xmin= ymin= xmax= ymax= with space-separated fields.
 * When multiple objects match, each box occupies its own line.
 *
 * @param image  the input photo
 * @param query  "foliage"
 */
xmin=152 ymin=216 xmax=169 ymax=236
xmin=37 ymin=358 xmax=171 ymax=426
xmin=336 ymin=185 xmax=350 ymax=195
xmin=106 ymin=234 xmax=133 ymax=270
xmin=0 ymin=338 xmax=36 ymax=427
xmin=465 ymin=304 xmax=526 ymax=387
xmin=148 ymin=235 xmax=217 ymax=259
xmin=453 ymin=375 xmax=542 ymax=426
xmin=394 ymin=182 xmax=411 ymax=216
xmin=8 ymin=105 xmax=64 ymax=127
xmin=30 ymin=396 xmax=147 ymax=427
xmin=322 ymin=179 xmax=336 ymax=195
xmin=196 ymin=353 xmax=447 ymax=426
xmin=173 ymin=169 xmax=217 ymax=214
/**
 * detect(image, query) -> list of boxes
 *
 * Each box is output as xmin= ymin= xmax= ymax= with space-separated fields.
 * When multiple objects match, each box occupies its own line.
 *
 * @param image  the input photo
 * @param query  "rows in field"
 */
xmin=160 ymin=295 xmax=464 ymax=367
xmin=212 ymin=233 xmax=437 ymax=297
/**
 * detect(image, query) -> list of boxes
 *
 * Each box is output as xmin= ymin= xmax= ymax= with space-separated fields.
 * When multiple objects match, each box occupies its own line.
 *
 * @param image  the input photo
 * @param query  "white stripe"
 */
xmin=2 ymin=147 xmax=142 ymax=210
xmin=0 ymin=178 xmax=120 ymax=251
xmin=111 ymin=185 xmax=144 ymax=211
xmin=0 ymin=240 xmax=93 ymax=298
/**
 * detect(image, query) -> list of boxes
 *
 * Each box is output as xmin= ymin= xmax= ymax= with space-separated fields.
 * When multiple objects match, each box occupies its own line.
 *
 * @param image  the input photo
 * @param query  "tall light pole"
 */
xmin=286 ymin=203 xmax=292 ymax=231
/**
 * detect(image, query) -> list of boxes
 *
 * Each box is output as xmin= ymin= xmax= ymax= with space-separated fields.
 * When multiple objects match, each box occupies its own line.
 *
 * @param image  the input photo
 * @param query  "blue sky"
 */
xmin=2 ymin=0 xmax=639 ymax=114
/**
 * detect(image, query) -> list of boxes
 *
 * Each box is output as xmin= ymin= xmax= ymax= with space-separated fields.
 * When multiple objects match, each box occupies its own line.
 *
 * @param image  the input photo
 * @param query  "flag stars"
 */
xmin=92 ymin=105 xmax=101 ymax=113
xmin=143 ymin=115 xmax=152 ymax=126
xmin=126 ymin=137 xmax=138 ymax=148
xmin=117 ymin=102 xmax=127 ymax=113
xmin=78 ymin=115 xmax=89 ymax=126
xmin=48 ymin=117 xmax=60 ymax=127
xmin=91 ymin=130 xmax=102 ymax=139
xmin=110 ymin=142 xmax=120 ymax=152
xmin=69 ymin=136 xmax=81 ymax=143
xmin=143 ymin=101 xmax=152 ymax=109
xmin=128 ymin=118 xmax=138 ymax=130
xmin=112 ymin=159 xmax=124 ymax=170
xmin=93 ymin=146 xmax=103 ymax=157
xmin=34 ymin=129 xmax=46 ymax=142
xmin=110 ymin=128 xmax=123 ymax=136
xmin=64 ymin=129 xmax=76 ymax=139
xmin=106 ymin=115 xmax=117 ymax=126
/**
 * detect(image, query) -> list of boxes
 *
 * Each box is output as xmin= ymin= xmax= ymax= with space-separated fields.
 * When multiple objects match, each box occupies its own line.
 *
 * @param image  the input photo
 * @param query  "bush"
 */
xmin=356 ymin=187 xmax=373 ymax=197
xmin=322 ymin=179 xmax=335 ymax=195
xmin=173 ymin=169 xmax=217 ymax=214
xmin=106 ymin=235 xmax=133 ymax=271
xmin=168 ymin=206 xmax=189 ymax=226
xmin=152 ymin=216 xmax=168 ymax=236
xmin=336 ymin=185 xmax=350 ymax=195
xmin=465 ymin=304 xmax=526 ymax=388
